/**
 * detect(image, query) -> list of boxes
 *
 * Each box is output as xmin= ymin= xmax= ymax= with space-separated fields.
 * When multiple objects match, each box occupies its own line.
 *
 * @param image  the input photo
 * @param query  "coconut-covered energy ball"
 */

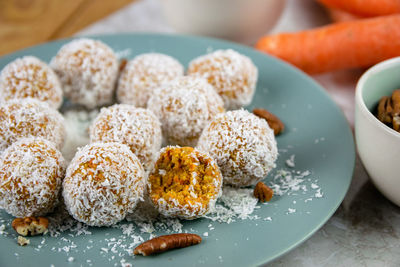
xmin=89 ymin=104 xmax=162 ymax=171
xmin=148 ymin=146 xmax=222 ymax=219
xmin=0 ymin=138 xmax=66 ymax=217
xmin=147 ymin=76 xmax=224 ymax=146
xmin=0 ymin=98 xmax=66 ymax=152
xmin=62 ymin=142 xmax=146 ymax=226
xmin=51 ymin=38 xmax=118 ymax=109
xmin=188 ymin=49 xmax=258 ymax=110
xmin=0 ymin=56 xmax=63 ymax=109
xmin=197 ymin=109 xmax=278 ymax=187
xmin=117 ymin=53 xmax=184 ymax=107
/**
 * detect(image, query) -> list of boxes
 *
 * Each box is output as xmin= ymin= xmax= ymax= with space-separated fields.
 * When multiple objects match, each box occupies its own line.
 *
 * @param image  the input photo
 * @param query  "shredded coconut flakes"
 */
xmin=197 ymin=109 xmax=278 ymax=187
xmin=0 ymin=98 xmax=66 ymax=152
xmin=0 ymin=56 xmax=63 ymax=109
xmin=50 ymin=38 xmax=118 ymax=109
xmin=188 ymin=49 xmax=258 ymax=110
xmin=89 ymin=104 xmax=162 ymax=171
xmin=148 ymin=76 xmax=224 ymax=146
xmin=117 ymin=53 xmax=184 ymax=107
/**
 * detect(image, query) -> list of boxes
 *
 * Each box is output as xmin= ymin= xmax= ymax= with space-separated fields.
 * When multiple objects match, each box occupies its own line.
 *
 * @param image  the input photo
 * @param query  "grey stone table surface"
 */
xmin=78 ymin=0 xmax=400 ymax=266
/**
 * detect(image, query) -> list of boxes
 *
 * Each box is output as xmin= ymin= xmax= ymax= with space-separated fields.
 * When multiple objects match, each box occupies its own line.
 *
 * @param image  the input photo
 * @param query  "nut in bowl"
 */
xmin=355 ymin=56 xmax=400 ymax=206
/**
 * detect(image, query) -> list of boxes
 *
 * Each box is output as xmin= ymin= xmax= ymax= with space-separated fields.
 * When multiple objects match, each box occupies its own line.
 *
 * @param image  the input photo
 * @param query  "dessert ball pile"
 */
xmin=0 ymin=38 xmax=278 ymax=225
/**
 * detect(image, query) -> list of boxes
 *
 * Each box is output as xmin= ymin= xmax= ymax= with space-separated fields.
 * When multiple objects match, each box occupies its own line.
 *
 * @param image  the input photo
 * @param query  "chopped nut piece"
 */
xmin=17 ymin=236 xmax=30 ymax=246
xmin=119 ymin=58 xmax=128 ymax=72
xmin=254 ymin=182 xmax=274 ymax=202
xmin=253 ymin=108 xmax=284 ymax=135
xmin=12 ymin=217 xmax=49 ymax=236
xmin=133 ymin=233 xmax=202 ymax=256
xmin=393 ymin=116 xmax=400 ymax=131
xmin=376 ymin=89 xmax=400 ymax=132
xmin=391 ymin=90 xmax=400 ymax=131
xmin=377 ymin=96 xmax=393 ymax=124
xmin=392 ymin=90 xmax=400 ymax=114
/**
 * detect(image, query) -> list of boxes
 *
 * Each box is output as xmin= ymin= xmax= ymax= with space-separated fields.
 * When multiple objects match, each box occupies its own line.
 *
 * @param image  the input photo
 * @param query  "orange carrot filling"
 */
xmin=149 ymin=147 xmax=219 ymax=211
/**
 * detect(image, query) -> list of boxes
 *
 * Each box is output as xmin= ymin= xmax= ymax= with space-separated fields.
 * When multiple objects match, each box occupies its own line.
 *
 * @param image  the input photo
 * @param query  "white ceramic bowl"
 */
xmin=160 ymin=0 xmax=286 ymax=44
xmin=355 ymin=57 xmax=400 ymax=206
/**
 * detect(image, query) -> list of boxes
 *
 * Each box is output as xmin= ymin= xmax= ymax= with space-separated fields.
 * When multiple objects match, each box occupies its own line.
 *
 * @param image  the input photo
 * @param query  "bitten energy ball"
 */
xmin=147 ymin=76 xmax=224 ymax=146
xmin=117 ymin=53 xmax=184 ymax=107
xmin=0 ymin=138 xmax=66 ymax=217
xmin=51 ymin=38 xmax=118 ymax=109
xmin=148 ymin=146 xmax=222 ymax=219
xmin=0 ymin=98 xmax=66 ymax=152
xmin=197 ymin=109 xmax=278 ymax=187
xmin=89 ymin=104 xmax=162 ymax=171
xmin=0 ymin=56 xmax=63 ymax=109
xmin=188 ymin=49 xmax=258 ymax=110
xmin=63 ymin=142 xmax=146 ymax=226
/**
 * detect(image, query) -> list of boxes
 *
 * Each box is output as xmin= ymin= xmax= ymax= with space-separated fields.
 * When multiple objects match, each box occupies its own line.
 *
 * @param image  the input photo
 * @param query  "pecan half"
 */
xmin=392 ymin=89 xmax=400 ymax=114
xmin=12 ymin=217 xmax=49 ymax=236
xmin=133 ymin=233 xmax=202 ymax=256
xmin=376 ymin=89 xmax=400 ymax=132
xmin=253 ymin=108 xmax=284 ymax=135
xmin=254 ymin=182 xmax=274 ymax=202
xmin=377 ymin=96 xmax=393 ymax=124
xmin=391 ymin=90 xmax=400 ymax=131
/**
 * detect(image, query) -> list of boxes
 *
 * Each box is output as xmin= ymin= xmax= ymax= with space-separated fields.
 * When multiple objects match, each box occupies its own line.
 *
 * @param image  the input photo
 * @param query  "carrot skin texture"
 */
xmin=255 ymin=15 xmax=400 ymax=74
xmin=318 ymin=0 xmax=400 ymax=17
xmin=327 ymin=7 xmax=370 ymax=23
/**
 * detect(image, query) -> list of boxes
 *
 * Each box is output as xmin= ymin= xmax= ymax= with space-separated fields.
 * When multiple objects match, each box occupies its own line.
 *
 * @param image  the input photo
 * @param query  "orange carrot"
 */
xmin=327 ymin=7 xmax=371 ymax=23
xmin=255 ymin=15 xmax=400 ymax=74
xmin=317 ymin=0 xmax=373 ymax=23
xmin=318 ymin=0 xmax=400 ymax=17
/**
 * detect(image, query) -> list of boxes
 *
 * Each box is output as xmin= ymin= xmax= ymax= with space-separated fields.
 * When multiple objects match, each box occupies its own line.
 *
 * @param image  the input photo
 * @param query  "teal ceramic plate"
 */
xmin=0 ymin=33 xmax=355 ymax=267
